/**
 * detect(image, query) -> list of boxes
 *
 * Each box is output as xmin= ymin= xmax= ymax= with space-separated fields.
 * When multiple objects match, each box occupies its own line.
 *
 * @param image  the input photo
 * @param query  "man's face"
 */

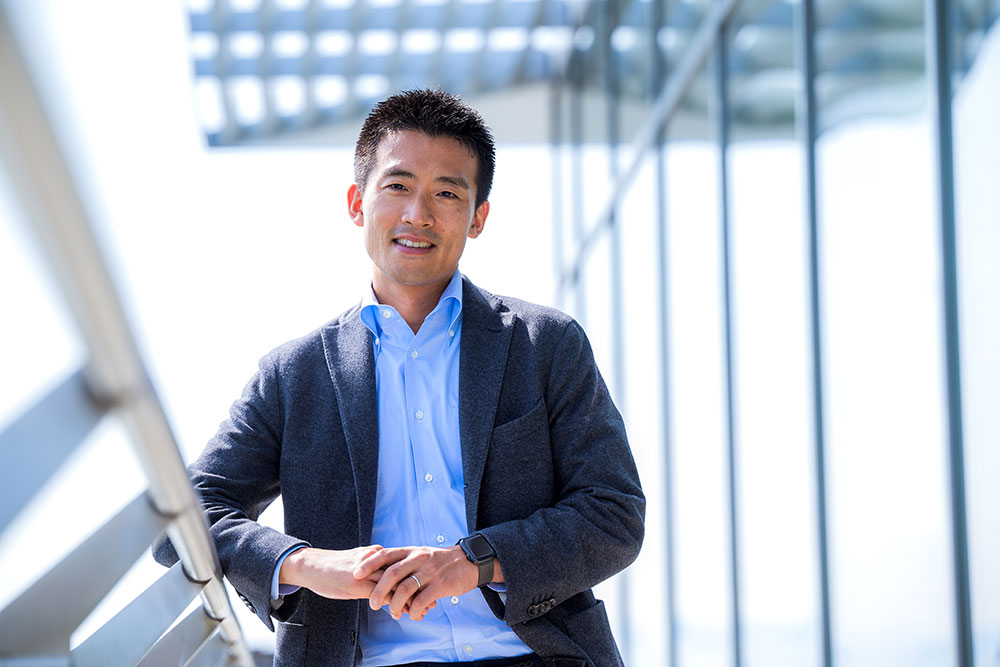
xmin=348 ymin=130 xmax=489 ymax=298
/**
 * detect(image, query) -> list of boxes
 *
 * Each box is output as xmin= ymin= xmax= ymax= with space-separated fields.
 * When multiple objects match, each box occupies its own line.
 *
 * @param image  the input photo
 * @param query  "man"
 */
xmin=155 ymin=89 xmax=644 ymax=667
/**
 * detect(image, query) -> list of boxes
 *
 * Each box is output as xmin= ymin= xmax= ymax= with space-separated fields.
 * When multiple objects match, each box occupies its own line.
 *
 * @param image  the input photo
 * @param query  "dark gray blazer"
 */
xmin=155 ymin=277 xmax=644 ymax=667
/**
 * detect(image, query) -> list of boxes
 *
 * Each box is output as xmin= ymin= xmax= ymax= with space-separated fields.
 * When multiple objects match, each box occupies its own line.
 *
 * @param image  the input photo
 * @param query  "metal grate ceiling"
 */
xmin=186 ymin=0 xmax=999 ymax=146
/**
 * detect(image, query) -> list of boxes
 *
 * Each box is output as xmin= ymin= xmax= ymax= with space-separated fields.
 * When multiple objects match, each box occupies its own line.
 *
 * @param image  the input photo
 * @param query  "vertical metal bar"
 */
xmin=603 ymin=0 xmax=631 ymax=660
xmin=551 ymin=81 xmax=566 ymax=311
xmin=714 ymin=26 xmax=742 ymax=667
xmin=798 ymin=1 xmax=833 ymax=665
xmin=569 ymin=62 xmax=587 ymax=322
xmin=651 ymin=0 xmax=678 ymax=664
xmin=927 ymin=0 xmax=974 ymax=664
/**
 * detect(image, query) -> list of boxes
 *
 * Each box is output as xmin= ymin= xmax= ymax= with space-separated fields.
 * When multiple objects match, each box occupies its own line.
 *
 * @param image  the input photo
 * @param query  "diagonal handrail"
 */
xmin=0 ymin=5 xmax=254 ymax=666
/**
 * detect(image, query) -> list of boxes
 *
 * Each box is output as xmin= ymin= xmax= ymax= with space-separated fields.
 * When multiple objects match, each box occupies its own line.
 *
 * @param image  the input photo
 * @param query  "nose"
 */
xmin=402 ymin=193 xmax=434 ymax=227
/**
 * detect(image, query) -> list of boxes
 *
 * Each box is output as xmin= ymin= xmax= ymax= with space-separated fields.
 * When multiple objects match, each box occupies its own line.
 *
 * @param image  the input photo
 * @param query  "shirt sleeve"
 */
xmin=270 ymin=543 xmax=308 ymax=600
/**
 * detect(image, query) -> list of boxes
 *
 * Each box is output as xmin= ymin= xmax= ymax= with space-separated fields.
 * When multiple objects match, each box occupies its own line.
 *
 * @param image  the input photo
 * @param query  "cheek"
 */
xmin=362 ymin=223 xmax=381 ymax=260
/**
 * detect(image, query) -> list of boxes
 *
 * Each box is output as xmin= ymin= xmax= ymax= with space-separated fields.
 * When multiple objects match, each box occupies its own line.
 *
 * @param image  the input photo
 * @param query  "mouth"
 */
xmin=393 ymin=237 xmax=435 ymax=249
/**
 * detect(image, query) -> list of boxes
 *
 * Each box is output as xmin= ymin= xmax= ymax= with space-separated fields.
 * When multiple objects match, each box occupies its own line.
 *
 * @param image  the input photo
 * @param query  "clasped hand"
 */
xmin=280 ymin=545 xmax=480 ymax=622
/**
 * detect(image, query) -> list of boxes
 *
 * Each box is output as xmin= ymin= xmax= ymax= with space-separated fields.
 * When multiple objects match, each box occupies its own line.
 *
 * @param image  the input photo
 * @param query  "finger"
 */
xmin=406 ymin=589 xmax=439 ymax=621
xmin=354 ymin=547 xmax=404 ymax=580
xmin=387 ymin=575 xmax=421 ymax=619
xmin=368 ymin=562 xmax=411 ymax=610
xmin=408 ymin=598 xmax=437 ymax=621
xmin=353 ymin=579 xmax=376 ymax=599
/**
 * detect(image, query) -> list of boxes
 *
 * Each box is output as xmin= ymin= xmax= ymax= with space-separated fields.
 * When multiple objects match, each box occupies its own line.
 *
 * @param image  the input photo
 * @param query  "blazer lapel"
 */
xmin=321 ymin=311 xmax=379 ymax=545
xmin=459 ymin=279 xmax=513 ymax=532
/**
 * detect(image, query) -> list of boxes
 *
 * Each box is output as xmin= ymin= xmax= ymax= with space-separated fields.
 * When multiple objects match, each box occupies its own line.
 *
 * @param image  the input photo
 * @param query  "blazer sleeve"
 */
xmin=152 ymin=353 xmax=309 ymax=630
xmin=477 ymin=319 xmax=645 ymax=626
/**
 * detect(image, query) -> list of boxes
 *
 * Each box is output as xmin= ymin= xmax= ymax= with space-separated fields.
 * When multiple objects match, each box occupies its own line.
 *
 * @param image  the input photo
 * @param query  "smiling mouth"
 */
xmin=394 ymin=238 xmax=434 ymax=249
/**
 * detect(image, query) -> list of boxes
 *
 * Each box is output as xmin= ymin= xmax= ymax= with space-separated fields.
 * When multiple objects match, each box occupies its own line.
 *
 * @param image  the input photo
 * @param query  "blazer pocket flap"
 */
xmin=490 ymin=399 xmax=547 ymax=445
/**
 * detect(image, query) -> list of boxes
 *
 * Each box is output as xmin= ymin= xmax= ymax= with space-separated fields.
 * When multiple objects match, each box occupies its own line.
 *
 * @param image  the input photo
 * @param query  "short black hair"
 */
xmin=354 ymin=89 xmax=496 ymax=207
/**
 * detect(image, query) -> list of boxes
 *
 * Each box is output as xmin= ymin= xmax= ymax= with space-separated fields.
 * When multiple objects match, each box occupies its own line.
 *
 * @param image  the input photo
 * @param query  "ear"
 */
xmin=347 ymin=184 xmax=364 ymax=227
xmin=467 ymin=200 xmax=489 ymax=239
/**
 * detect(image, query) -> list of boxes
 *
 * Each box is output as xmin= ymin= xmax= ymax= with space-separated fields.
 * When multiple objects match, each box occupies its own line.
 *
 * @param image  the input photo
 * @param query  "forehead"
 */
xmin=372 ymin=130 xmax=478 ymax=178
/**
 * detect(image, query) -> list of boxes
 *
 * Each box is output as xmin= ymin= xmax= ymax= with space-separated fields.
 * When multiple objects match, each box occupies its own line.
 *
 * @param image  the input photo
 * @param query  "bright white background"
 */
xmin=1 ymin=1 xmax=998 ymax=665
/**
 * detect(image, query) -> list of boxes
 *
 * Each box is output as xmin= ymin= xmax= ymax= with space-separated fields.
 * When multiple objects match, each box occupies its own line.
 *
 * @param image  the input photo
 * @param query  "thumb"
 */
xmin=353 ymin=549 xmax=385 ymax=579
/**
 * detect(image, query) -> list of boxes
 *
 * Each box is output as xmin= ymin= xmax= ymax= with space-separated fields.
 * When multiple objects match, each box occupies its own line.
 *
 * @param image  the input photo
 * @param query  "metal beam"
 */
xmin=0 ymin=7 xmax=253 ymax=664
xmin=72 ymin=562 xmax=206 ymax=667
xmin=550 ymin=82 xmax=566 ymax=310
xmin=926 ymin=0 xmax=974 ymax=664
xmin=797 ymin=1 xmax=833 ymax=665
xmin=136 ymin=605 xmax=219 ymax=667
xmin=602 ymin=0 xmax=631 ymax=661
xmin=184 ymin=630 xmax=231 ymax=667
xmin=0 ymin=368 xmax=104 ymax=532
xmin=714 ymin=25 xmax=743 ymax=667
xmin=0 ymin=493 xmax=166 ymax=656
xmin=649 ymin=0 xmax=677 ymax=662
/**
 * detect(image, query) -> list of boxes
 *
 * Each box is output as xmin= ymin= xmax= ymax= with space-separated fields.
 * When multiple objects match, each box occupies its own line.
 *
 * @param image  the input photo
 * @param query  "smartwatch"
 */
xmin=458 ymin=533 xmax=496 ymax=588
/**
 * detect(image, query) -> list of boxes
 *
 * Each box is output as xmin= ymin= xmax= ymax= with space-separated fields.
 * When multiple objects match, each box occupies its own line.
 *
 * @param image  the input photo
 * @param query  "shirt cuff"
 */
xmin=487 ymin=582 xmax=507 ymax=604
xmin=271 ymin=545 xmax=308 ymax=601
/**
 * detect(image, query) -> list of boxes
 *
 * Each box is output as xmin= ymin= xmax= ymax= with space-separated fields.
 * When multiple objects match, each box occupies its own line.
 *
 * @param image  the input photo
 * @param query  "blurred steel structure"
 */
xmin=0 ymin=6 xmax=254 ymax=667
xmin=184 ymin=0 xmax=995 ymax=147
xmin=550 ymin=1 xmax=999 ymax=666
xmin=187 ymin=0 xmax=584 ymax=144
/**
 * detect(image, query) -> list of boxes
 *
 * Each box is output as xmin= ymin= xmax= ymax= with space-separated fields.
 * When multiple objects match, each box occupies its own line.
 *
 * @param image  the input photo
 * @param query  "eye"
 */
xmin=439 ymin=190 xmax=458 ymax=199
xmin=386 ymin=183 xmax=407 ymax=191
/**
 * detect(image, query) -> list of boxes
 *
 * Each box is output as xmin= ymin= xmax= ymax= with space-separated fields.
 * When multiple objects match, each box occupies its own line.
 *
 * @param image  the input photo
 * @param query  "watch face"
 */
xmin=465 ymin=535 xmax=494 ymax=560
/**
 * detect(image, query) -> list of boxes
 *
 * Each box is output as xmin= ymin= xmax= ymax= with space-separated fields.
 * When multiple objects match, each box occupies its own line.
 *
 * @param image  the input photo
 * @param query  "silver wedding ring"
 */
xmin=408 ymin=574 xmax=422 ymax=590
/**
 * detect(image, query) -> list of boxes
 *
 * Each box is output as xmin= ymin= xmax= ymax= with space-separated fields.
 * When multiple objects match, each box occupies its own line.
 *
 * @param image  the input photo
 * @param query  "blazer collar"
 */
xmin=320 ymin=309 xmax=379 ymax=545
xmin=458 ymin=277 xmax=514 ymax=533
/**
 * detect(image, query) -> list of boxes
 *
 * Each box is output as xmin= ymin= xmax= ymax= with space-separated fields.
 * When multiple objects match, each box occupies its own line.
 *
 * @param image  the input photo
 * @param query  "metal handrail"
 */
xmin=0 ymin=5 xmax=253 ymax=665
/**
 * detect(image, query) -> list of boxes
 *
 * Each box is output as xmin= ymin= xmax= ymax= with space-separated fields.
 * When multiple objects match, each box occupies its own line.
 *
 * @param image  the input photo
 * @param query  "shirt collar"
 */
xmin=359 ymin=270 xmax=464 ymax=349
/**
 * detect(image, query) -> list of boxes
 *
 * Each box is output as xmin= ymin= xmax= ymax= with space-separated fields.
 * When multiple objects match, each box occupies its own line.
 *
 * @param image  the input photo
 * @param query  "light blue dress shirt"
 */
xmin=271 ymin=270 xmax=530 ymax=665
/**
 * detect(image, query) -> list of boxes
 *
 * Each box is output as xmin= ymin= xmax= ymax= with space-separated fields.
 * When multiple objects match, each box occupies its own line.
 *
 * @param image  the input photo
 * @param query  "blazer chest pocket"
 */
xmin=490 ymin=398 xmax=548 ymax=447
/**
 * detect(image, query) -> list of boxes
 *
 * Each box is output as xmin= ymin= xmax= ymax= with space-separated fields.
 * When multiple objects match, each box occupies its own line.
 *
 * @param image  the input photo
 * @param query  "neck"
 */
xmin=372 ymin=274 xmax=452 ymax=334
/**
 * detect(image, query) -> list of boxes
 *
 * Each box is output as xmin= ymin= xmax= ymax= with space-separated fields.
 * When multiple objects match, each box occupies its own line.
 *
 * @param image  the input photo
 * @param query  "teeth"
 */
xmin=396 ymin=238 xmax=432 ymax=248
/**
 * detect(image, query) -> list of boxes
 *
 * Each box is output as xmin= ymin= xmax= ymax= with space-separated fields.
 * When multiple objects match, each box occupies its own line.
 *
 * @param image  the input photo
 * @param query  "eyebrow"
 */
xmin=383 ymin=168 xmax=470 ymax=191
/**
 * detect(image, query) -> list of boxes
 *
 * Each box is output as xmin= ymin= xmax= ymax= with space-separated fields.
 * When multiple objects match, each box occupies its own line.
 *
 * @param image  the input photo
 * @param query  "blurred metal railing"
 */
xmin=0 ymin=6 xmax=254 ymax=666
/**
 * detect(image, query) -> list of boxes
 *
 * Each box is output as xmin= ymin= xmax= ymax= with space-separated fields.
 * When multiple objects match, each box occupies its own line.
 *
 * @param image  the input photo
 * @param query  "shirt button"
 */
xmin=415 ymin=410 xmax=424 ymax=421
xmin=451 ymin=596 xmax=459 ymax=605
xmin=424 ymin=473 xmax=433 ymax=482
xmin=381 ymin=309 xmax=391 ymax=319
xmin=464 ymin=645 xmax=473 ymax=654
xmin=436 ymin=534 xmax=445 ymax=544
xmin=411 ymin=350 xmax=418 ymax=359
xmin=448 ymin=330 xmax=455 ymax=337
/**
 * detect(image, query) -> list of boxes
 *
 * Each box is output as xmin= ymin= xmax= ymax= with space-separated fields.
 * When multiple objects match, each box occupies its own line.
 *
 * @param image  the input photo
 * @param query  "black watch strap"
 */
xmin=458 ymin=534 xmax=495 ymax=588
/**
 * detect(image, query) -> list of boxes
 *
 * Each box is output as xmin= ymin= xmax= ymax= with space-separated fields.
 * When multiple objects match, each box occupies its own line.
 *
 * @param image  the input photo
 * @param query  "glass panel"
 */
xmin=665 ymin=63 xmax=731 ymax=667
xmin=724 ymin=2 xmax=819 ymax=666
xmin=952 ymin=9 xmax=1000 ymax=665
xmin=815 ymin=1 xmax=956 ymax=664
xmin=617 ymin=154 xmax=667 ymax=666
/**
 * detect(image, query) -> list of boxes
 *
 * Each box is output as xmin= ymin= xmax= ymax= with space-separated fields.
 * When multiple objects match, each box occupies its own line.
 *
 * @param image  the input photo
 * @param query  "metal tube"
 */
xmin=603 ymin=0 xmax=631 ymax=660
xmin=650 ymin=0 xmax=678 ymax=664
xmin=713 ymin=27 xmax=742 ymax=667
xmin=551 ymin=81 xmax=566 ymax=311
xmin=926 ymin=0 xmax=974 ymax=664
xmin=798 ymin=1 xmax=833 ymax=664
xmin=0 ymin=7 xmax=253 ymax=665
xmin=569 ymin=61 xmax=587 ymax=322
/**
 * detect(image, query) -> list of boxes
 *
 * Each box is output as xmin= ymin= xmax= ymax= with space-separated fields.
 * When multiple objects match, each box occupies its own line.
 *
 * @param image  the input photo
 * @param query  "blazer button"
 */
xmin=527 ymin=604 xmax=538 ymax=616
